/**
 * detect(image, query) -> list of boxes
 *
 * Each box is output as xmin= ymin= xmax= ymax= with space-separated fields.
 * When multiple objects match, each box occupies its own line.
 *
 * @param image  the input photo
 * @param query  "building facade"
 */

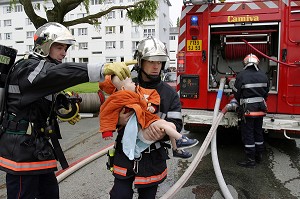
xmin=0 ymin=0 xmax=177 ymax=67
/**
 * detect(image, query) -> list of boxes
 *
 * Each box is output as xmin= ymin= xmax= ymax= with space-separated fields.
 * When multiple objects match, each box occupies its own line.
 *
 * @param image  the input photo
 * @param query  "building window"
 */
xmin=107 ymin=11 xmax=116 ymax=19
xmin=4 ymin=20 xmax=12 ymax=27
xmin=33 ymin=3 xmax=40 ymax=11
xmin=104 ymin=0 xmax=115 ymax=4
xmin=106 ymin=41 xmax=116 ymax=49
xmin=4 ymin=33 xmax=12 ymax=40
xmin=77 ymin=13 xmax=87 ymax=18
xmin=78 ymin=28 xmax=88 ymax=35
xmin=121 ymin=57 xmax=124 ymax=62
xmin=120 ymin=10 xmax=124 ymax=18
xmin=27 ymin=45 xmax=34 ymax=51
xmin=92 ymin=51 xmax=102 ymax=54
xmin=79 ymin=42 xmax=88 ymax=50
xmin=91 ymin=0 xmax=102 ymax=5
xmin=3 ymin=6 xmax=12 ymax=14
xmin=105 ymin=26 xmax=115 ymax=34
xmin=120 ymin=41 xmax=124 ymax=49
xmin=143 ymin=28 xmax=155 ymax=37
xmin=70 ymin=29 xmax=74 ymax=35
xmin=26 ymin=31 xmax=34 ymax=39
xmin=79 ymin=58 xmax=89 ymax=63
xmin=120 ymin=26 xmax=123 ymax=33
xmin=26 ymin=18 xmax=32 ymax=25
xmin=106 ymin=57 xmax=116 ymax=63
xmin=0 ymin=34 xmax=1 ymax=40
xmin=15 ymin=5 xmax=23 ymax=12
xmin=132 ymin=41 xmax=139 ymax=51
xmin=169 ymin=36 xmax=176 ymax=40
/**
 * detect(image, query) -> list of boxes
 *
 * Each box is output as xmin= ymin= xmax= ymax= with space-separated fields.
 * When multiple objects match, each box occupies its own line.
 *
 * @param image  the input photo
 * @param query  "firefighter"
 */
xmin=0 ymin=22 xmax=130 ymax=199
xmin=109 ymin=37 xmax=197 ymax=199
xmin=233 ymin=53 xmax=269 ymax=168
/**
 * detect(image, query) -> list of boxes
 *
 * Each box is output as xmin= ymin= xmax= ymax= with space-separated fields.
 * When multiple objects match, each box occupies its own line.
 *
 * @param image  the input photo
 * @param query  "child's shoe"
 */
xmin=176 ymin=135 xmax=199 ymax=149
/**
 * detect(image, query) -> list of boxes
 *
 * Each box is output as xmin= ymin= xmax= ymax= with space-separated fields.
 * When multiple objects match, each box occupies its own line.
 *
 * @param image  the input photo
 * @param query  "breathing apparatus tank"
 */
xmin=0 ymin=45 xmax=17 ymax=111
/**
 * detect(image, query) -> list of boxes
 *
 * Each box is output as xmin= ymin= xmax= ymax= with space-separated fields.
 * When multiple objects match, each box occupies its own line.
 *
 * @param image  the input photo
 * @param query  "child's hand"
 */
xmin=147 ymin=106 xmax=155 ymax=113
xmin=104 ymin=137 xmax=113 ymax=140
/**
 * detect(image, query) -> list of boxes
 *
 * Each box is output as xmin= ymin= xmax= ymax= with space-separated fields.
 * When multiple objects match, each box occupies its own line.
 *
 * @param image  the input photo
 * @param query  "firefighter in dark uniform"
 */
xmin=0 ymin=22 xmax=130 ymax=199
xmin=109 ymin=37 xmax=196 ymax=199
xmin=233 ymin=53 xmax=269 ymax=168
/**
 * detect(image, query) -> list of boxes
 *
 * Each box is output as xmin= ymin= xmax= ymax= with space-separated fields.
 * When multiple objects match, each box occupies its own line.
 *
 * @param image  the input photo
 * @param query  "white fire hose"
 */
xmin=161 ymin=78 xmax=238 ymax=199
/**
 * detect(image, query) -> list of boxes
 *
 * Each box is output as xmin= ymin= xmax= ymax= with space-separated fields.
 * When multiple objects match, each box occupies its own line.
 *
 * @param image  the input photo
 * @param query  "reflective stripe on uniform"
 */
xmin=167 ymin=111 xmax=182 ymax=120
xmin=134 ymin=168 xmax=167 ymax=185
xmin=245 ymin=144 xmax=255 ymax=148
xmin=255 ymin=141 xmax=264 ymax=145
xmin=240 ymin=97 xmax=264 ymax=104
xmin=241 ymin=83 xmax=268 ymax=89
xmin=28 ymin=60 xmax=45 ymax=83
xmin=244 ymin=111 xmax=266 ymax=116
xmin=113 ymin=165 xmax=127 ymax=176
xmin=0 ymin=157 xmax=57 ymax=172
xmin=8 ymin=85 xmax=20 ymax=94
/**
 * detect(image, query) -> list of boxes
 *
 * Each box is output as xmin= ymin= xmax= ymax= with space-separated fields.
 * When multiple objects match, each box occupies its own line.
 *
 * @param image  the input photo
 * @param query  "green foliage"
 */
xmin=65 ymin=82 xmax=99 ymax=93
xmin=127 ymin=0 xmax=158 ymax=24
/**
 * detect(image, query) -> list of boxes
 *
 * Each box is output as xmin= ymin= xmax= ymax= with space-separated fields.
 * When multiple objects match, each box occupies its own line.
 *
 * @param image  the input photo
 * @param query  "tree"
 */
xmin=10 ymin=0 xmax=158 ymax=29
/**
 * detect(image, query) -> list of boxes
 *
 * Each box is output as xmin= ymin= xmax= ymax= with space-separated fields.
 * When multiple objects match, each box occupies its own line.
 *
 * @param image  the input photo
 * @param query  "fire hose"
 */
xmin=161 ymin=78 xmax=238 ymax=199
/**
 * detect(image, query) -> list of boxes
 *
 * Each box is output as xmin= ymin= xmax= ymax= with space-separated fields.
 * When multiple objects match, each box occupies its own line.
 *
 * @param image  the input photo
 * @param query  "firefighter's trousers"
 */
xmin=6 ymin=172 xmax=59 ymax=199
xmin=110 ymin=177 xmax=158 ymax=199
xmin=240 ymin=117 xmax=265 ymax=159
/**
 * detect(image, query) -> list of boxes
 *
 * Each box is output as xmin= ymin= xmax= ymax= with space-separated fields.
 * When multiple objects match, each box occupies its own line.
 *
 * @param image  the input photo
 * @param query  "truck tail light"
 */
xmin=177 ymin=51 xmax=186 ymax=73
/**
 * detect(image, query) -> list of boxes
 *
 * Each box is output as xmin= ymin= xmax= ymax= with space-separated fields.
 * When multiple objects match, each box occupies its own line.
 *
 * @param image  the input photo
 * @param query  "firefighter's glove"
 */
xmin=68 ymin=114 xmax=81 ymax=125
xmin=103 ymin=61 xmax=136 ymax=80
xmin=55 ymin=92 xmax=82 ymax=125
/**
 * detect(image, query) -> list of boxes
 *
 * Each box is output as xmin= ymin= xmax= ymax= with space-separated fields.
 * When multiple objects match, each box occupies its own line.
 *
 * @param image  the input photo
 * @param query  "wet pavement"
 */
xmin=1 ymin=117 xmax=300 ymax=199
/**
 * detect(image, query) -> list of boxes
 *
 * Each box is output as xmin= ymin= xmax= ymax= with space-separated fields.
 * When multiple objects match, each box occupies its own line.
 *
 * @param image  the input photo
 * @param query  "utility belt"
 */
xmin=143 ymin=142 xmax=162 ymax=153
xmin=1 ymin=114 xmax=69 ymax=170
xmin=1 ymin=114 xmax=29 ymax=134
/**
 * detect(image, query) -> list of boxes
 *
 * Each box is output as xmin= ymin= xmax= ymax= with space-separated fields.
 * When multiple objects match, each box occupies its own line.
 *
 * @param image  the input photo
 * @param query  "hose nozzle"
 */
xmin=225 ymin=98 xmax=239 ymax=112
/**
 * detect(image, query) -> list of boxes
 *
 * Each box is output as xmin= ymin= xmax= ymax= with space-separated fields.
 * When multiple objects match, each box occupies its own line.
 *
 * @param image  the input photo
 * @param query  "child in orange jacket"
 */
xmin=99 ymin=75 xmax=198 ymax=159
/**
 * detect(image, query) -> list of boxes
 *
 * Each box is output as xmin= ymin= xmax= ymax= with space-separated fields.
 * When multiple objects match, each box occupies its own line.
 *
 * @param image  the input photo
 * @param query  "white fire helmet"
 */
xmin=243 ymin=53 xmax=260 ymax=71
xmin=33 ymin=22 xmax=76 ymax=57
xmin=135 ymin=36 xmax=169 ymax=70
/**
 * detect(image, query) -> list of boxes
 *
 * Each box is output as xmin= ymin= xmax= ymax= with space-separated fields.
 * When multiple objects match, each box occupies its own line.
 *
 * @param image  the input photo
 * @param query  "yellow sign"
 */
xmin=228 ymin=15 xmax=259 ymax=23
xmin=187 ymin=40 xmax=202 ymax=51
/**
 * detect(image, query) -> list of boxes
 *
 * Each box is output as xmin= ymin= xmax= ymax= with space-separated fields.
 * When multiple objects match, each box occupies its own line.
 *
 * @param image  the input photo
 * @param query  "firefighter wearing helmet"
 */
xmin=233 ymin=53 xmax=269 ymax=168
xmin=109 ymin=37 xmax=197 ymax=198
xmin=0 ymin=22 xmax=130 ymax=198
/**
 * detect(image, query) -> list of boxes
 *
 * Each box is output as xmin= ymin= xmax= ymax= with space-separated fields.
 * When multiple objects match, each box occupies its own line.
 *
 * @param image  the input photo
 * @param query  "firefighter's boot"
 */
xmin=237 ymin=157 xmax=256 ymax=168
xmin=255 ymin=152 xmax=263 ymax=164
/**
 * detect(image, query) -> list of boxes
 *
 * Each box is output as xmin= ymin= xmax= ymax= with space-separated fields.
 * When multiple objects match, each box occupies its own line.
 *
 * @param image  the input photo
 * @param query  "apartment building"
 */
xmin=0 ymin=0 xmax=175 ymax=67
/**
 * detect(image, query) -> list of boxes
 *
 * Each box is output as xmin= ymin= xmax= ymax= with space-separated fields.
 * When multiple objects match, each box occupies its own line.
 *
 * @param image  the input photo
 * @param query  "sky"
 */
xmin=169 ymin=0 xmax=182 ymax=26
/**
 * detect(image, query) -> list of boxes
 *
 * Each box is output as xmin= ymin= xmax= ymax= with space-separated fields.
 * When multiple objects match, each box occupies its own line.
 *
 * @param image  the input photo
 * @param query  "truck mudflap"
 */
xmin=182 ymin=109 xmax=300 ymax=132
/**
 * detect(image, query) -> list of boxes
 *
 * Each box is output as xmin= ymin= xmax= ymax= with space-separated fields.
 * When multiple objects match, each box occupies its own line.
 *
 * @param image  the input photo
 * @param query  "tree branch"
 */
xmin=20 ymin=0 xmax=47 ymax=28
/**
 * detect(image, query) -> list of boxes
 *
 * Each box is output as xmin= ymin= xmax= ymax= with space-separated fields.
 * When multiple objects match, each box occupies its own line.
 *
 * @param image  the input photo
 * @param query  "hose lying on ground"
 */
xmin=56 ymin=143 xmax=114 ymax=183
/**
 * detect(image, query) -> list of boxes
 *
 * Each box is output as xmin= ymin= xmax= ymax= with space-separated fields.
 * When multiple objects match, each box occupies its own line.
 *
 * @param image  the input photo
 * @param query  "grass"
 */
xmin=65 ymin=82 xmax=99 ymax=93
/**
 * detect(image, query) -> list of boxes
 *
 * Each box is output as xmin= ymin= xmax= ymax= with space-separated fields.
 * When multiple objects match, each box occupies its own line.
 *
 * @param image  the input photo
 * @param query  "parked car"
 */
xmin=162 ymin=72 xmax=177 ymax=90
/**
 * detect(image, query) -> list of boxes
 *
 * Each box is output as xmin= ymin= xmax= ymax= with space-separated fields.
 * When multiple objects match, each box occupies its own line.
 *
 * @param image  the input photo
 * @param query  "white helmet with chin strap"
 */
xmin=33 ymin=22 xmax=75 ymax=57
xmin=135 ymin=36 xmax=169 ymax=70
xmin=243 ymin=53 xmax=260 ymax=71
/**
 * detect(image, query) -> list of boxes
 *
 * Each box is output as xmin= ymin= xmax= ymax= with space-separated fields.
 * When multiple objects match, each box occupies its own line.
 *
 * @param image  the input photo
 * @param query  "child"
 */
xmin=99 ymin=75 xmax=198 ymax=160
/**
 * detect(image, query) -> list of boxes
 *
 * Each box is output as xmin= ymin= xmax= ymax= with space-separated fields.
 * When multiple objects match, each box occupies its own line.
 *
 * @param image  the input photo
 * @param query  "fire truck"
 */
xmin=177 ymin=0 xmax=300 ymax=138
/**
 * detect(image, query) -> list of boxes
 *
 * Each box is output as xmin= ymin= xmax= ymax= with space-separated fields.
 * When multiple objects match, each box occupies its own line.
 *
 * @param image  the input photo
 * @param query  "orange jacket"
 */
xmin=99 ymin=80 xmax=160 ymax=137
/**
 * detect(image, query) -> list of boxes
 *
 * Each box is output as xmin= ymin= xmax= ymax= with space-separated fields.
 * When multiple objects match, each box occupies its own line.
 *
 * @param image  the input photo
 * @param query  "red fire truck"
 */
xmin=177 ymin=0 xmax=300 ymax=138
